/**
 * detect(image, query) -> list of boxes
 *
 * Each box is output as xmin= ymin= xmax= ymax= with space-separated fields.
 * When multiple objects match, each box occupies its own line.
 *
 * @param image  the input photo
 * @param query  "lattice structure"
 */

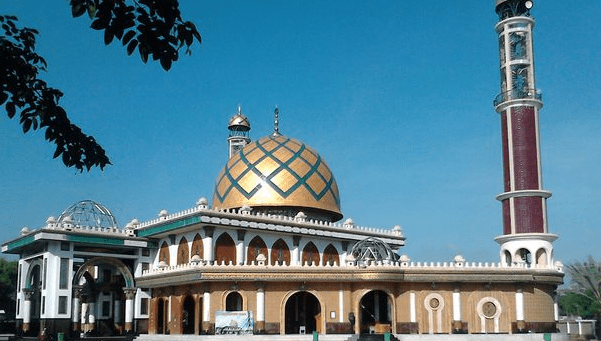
xmin=57 ymin=200 xmax=118 ymax=229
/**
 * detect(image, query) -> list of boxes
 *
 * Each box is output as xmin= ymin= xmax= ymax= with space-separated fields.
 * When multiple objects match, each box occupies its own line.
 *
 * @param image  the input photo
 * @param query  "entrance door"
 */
xmin=182 ymin=296 xmax=195 ymax=334
xmin=359 ymin=290 xmax=392 ymax=334
xmin=285 ymin=291 xmax=321 ymax=334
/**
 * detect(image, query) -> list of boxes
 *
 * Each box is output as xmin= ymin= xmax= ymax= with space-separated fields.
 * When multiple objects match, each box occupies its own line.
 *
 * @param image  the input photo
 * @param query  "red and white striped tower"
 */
xmin=493 ymin=0 xmax=557 ymax=268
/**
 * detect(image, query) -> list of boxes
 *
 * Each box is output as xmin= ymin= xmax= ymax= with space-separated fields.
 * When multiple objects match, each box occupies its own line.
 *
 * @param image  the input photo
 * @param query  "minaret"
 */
xmin=493 ymin=0 xmax=556 ymax=268
xmin=227 ymin=107 xmax=251 ymax=158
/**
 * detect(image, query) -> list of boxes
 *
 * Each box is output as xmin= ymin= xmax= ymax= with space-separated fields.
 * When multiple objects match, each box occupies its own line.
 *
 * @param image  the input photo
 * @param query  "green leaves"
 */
xmin=69 ymin=0 xmax=201 ymax=71
xmin=1 ymin=15 xmax=111 ymax=172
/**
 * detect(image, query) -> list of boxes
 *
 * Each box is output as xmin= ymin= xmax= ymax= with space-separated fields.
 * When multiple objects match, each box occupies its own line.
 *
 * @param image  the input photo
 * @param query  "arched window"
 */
xmin=226 ymin=292 xmax=243 ymax=311
xmin=159 ymin=241 xmax=170 ymax=265
xmin=535 ymin=248 xmax=547 ymax=267
xmin=177 ymin=237 xmax=189 ymax=265
xmin=517 ymin=248 xmax=531 ymax=266
xmin=191 ymin=234 xmax=204 ymax=259
xmin=302 ymin=242 xmax=320 ymax=266
xmin=504 ymin=250 xmax=512 ymax=265
xmin=247 ymin=236 xmax=267 ymax=264
xmin=215 ymin=233 xmax=236 ymax=265
xmin=270 ymin=239 xmax=290 ymax=265
xmin=322 ymin=244 xmax=340 ymax=266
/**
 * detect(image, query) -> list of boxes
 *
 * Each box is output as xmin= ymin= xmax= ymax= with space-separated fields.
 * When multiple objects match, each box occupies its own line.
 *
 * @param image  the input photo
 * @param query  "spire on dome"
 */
xmin=272 ymin=107 xmax=281 ymax=136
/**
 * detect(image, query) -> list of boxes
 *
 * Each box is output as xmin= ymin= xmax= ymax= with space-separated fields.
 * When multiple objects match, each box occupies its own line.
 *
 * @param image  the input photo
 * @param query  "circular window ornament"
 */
xmin=482 ymin=301 xmax=497 ymax=318
xmin=430 ymin=298 xmax=440 ymax=309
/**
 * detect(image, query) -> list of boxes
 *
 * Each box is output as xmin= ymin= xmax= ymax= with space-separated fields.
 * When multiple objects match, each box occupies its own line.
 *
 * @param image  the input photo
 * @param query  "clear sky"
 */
xmin=1 ymin=1 xmax=600 ymax=265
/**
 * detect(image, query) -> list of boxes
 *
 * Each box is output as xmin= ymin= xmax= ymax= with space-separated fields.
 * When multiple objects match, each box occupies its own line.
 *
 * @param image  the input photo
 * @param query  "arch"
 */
xmin=182 ymin=295 xmax=195 ymax=334
xmin=215 ymin=233 xmax=236 ymax=265
xmin=516 ymin=248 xmax=531 ymax=266
xmin=225 ymin=292 xmax=243 ymax=311
xmin=535 ymin=248 xmax=547 ymax=267
xmin=359 ymin=290 xmax=393 ymax=334
xmin=284 ymin=291 xmax=322 ymax=334
xmin=191 ymin=234 xmax=204 ymax=258
xmin=25 ymin=260 xmax=42 ymax=289
xmin=504 ymin=250 xmax=512 ymax=265
xmin=159 ymin=241 xmax=170 ymax=265
xmin=302 ymin=242 xmax=320 ymax=266
xmin=247 ymin=236 xmax=268 ymax=264
xmin=72 ymin=257 xmax=135 ymax=288
xmin=271 ymin=239 xmax=291 ymax=265
xmin=322 ymin=244 xmax=340 ymax=266
xmin=177 ymin=237 xmax=189 ymax=265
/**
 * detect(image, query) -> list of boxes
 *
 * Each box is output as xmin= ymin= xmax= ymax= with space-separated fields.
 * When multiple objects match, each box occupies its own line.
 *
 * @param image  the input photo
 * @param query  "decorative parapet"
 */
xmin=135 ymin=199 xmax=405 ymax=241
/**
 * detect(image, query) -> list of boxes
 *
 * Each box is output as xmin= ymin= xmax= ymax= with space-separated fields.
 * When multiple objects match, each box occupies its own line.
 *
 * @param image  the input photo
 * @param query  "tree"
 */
xmin=560 ymin=290 xmax=601 ymax=319
xmin=0 ymin=258 xmax=17 ymax=318
xmin=1 ymin=1 xmax=201 ymax=171
xmin=565 ymin=256 xmax=601 ymax=336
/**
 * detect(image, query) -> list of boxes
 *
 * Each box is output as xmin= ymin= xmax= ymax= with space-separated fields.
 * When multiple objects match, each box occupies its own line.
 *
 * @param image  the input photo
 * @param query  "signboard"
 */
xmin=215 ymin=311 xmax=254 ymax=335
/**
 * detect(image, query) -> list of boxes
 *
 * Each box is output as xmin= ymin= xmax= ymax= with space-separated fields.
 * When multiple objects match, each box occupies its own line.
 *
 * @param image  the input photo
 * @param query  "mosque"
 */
xmin=1 ymin=0 xmax=566 ymax=339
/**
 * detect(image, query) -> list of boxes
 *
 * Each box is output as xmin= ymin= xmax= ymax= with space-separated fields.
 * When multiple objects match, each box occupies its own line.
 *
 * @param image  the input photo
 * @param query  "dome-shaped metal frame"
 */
xmin=350 ymin=237 xmax=398 ymax=264
xmin=57 ymin=200 xmax=118 ymax=229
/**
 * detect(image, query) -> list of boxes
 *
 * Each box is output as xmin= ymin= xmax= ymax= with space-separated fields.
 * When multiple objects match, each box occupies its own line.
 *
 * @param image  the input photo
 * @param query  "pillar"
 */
xmin=72 ymin=287 xmax=82 ymax=332
xmin=236 ymin=230 xmax=246 ymax=265
xmin=255 ymin=282 xmax=265 ymax=333
xmin=515 ymin=288 xmax=525 ymax=331
xmin=409 ymin=292 xmax=416 ymax=323
xmin=203 ymin=227 xmax=215 ymax=264
xmin=22 ymin=289 xmax=34 ymax=333
xmin=202 ymin=287 xmax=211 ymax=333
xmin=124 ymin=288 xmax=136 ymax=333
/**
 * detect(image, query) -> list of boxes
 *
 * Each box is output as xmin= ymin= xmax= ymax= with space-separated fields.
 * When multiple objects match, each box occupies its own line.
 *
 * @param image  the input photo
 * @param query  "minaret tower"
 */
xmin=493 ymin=0 xmax=556 ymax=268
xmin=227 ymin=107 xmax=251 ymax=158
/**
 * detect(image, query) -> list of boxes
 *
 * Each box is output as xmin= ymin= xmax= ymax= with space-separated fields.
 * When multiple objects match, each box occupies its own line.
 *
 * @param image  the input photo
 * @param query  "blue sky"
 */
xmin=1 ymin=1 xmax=600 ymax=265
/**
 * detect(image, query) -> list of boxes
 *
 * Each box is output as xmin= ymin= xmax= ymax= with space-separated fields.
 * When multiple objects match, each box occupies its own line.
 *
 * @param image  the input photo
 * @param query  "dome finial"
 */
xmin=272 ymin=106 xmax=280 ymax=136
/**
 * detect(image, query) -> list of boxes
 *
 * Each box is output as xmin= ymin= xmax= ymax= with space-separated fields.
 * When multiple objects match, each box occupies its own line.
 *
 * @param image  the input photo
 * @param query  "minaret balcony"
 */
xmin=494 ymin=88 xmax=542 ymax=107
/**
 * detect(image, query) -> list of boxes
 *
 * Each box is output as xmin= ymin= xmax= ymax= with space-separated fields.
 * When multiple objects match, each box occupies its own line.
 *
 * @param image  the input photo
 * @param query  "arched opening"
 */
xmin=247 ymin=236 xmax=267 ymax=264
xmin=225 ymin=292 xmax=243 ymax=311
xmin=191 ymin=234 xmax=204 ymax=259
xmin=322 ymin=244 xmax=340 ymax=266
xmin=517 ymin=248 xmax=531 ymax=266
xmin=302 ymin=242 xmax=320 ymax=266
xmin=504 ymin=250 xmax=512 ymax=265
xmin=24 ymin=263 xmax=42 ymax=336
xmin=270 ymin=239 xmax=290 ymax=265
xmin=285 ymin=291 xmax=321 ymax=334
xmin=182 ymin=295 xmax=195 ymax=334
xmin=536 ymin=248 xmax=547 ymax=267
xmin=359 ymin=290 xmax=392 ymax=334
xmin=159 ymin=241 xmax=170 ymax=265
xmin=177 ymin=237 xmax=189 ymax=265
xmin=215 ymin=233 xmax=236 ymax=265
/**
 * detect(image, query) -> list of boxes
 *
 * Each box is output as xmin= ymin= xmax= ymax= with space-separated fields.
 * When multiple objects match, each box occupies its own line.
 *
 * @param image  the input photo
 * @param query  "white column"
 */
xmin=114 ymin=299 xmax=122 ymax=324
xmin=236 ymin=241 xmax=244 ymax=265
xmin=23 ymin=298 xmax=32 ymax=325
xmin=72 ymin=296 xmax=80 ymax=324
xmin=515 ymin=289 xmax=524 ymax=321
xmin=410 ymin=292 xmax=416 ymax=323
xmin=452 ymin=290 xmax=461 ymax=321
xmin=203 ymin=292 xmax=211 ymax=322
xmin=204 ymin=237 xmax=214 ymax=263
xmin=291 ymin=246 xmax=299 ymax=266
xmin=124 ymin=288 xmax=136 ymax=332
xmin=338 ymin=289 xmax=344 ymax=323
xmin=81 ymin=302 xmax=88 ymax=326
xmin=256 ymin=287 xmax=265 ymax=322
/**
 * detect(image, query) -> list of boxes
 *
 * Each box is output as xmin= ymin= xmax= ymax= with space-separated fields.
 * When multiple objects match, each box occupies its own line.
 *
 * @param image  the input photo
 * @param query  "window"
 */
xmin=58 ymin=296 xmax=68 ymax=314
xmin=142 ymin=248 xmax=150 ymax=257
xmin=59 ymin=258 xmax=69 ymax=289
xmin=102 ymin=301 xmax=111 ymax=317
xmin=41 ymin=296 xmax=45 ymax=314
xmin=140 ymin=298 xmax=148 ymax=315
xmin=61 ymin=242 xmax=70 ymax=251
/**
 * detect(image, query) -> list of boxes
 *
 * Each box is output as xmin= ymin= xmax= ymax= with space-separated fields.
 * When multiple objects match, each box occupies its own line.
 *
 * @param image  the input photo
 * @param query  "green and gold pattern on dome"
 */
xmin=213 ymin=135 xmax=342 ymax=219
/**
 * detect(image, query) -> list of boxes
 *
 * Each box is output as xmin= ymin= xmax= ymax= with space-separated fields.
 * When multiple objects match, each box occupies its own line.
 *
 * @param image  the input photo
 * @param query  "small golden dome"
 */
xmin=213 ymin=135 xmax=342 ymax=221
xmin=228 ymin=108 xmax=251 ymax=131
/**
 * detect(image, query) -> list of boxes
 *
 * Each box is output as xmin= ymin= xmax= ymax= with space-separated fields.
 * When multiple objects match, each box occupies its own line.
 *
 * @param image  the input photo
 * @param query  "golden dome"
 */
xmin=213 ymin=135 xmax=342 ymax=221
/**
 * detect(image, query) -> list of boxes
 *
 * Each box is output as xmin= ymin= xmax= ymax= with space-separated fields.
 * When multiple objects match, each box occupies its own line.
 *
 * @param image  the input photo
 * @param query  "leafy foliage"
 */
xmin=560 ymin=290 xmax=601 ymax=319
xmin=0 ymin=258 xmax=17 ymax=316
xmin=565 ymin=255 xmax=601 ymax=315
xmin=69 ymin=0 xmax=201 ymax=71
xmin=1 ymin=1 xmax=200 ymax=171
xmin=1 ymin=15 xmax=110 ymax=171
